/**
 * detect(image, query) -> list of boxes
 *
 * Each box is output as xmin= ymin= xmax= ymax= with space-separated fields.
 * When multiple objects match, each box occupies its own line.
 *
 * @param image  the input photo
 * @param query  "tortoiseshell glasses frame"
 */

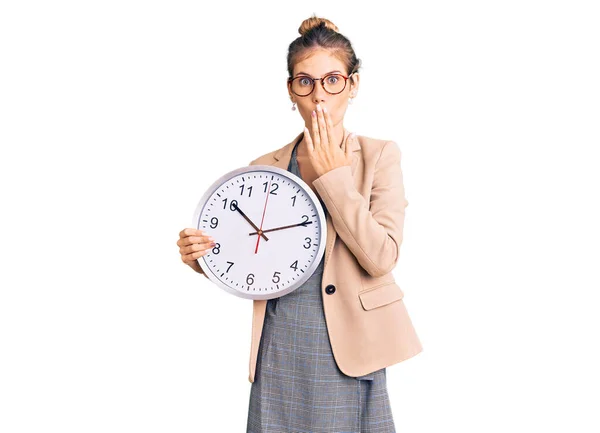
xmin=287 ymin=72 xmax=355 ymax=97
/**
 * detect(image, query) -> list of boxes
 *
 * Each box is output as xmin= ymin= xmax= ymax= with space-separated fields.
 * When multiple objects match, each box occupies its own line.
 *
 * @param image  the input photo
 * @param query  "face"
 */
xmin=288 ymin=49 xmax=359 ymax=129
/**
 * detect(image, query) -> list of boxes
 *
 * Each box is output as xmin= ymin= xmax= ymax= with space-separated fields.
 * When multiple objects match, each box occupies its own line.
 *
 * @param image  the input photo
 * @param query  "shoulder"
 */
xmin=247 ymin=132 xmax=401 ymax=166
xmin=356 ymin=133 xmax=401 ymax=165
xmin=249 ymin=149 xmax=278 ymax=166
xmin=248 ymin=131 xmax=302 ymax=165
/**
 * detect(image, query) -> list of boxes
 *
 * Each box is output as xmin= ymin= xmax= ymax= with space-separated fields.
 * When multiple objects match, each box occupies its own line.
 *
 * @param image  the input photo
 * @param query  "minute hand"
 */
xmin=248 ymin=220 xmax=313 ymax=236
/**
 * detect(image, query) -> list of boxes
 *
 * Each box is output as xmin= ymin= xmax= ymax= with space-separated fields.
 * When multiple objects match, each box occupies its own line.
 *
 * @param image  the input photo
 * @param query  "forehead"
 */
xmin=293 ymin=49 xmax=346 ymax=76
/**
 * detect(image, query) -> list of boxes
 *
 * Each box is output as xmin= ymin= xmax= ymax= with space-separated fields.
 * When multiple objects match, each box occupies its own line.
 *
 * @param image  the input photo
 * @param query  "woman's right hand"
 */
xmin=177 ymin=228 xmax=216 ymax=277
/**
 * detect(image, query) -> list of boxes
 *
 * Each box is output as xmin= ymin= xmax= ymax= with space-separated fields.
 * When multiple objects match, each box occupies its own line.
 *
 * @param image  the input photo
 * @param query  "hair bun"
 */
xmin=298 ymin=15 xmax=339 ymax=36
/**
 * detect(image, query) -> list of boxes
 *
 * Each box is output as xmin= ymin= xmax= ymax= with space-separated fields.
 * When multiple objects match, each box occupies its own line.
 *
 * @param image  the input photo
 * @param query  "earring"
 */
xmin=349 ymin=92 xmax=356 ymax=105
xmin=291 ymin=102 xmax=297 ymax=111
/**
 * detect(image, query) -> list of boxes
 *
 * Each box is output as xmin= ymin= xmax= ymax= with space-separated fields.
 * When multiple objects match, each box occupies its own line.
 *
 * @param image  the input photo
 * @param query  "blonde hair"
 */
xmin=298 ymin=16 xmax=339 ymax=36
xmin=287 ymin=14 xmax=361 ymax=79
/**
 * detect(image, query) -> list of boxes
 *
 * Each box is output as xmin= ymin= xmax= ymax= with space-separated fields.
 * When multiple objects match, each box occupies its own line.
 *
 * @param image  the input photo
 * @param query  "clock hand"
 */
xmin=255 ymin=180 xmax=272 ymax=254
xmin=233 ymin=204 xmax=269 ymax=241
xmin=248 ymin=220 xmax=313 ymax=236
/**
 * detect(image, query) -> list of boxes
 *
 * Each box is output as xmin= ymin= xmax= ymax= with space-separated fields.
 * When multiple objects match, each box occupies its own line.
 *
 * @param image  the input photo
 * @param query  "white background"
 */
xmin=1 ymin=1 xmax=599 ymax=432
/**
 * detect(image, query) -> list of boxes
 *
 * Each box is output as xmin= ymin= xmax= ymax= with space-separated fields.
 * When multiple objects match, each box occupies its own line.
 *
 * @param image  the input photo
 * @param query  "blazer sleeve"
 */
xmin=312 ymin=140 xmax=408 ymax=277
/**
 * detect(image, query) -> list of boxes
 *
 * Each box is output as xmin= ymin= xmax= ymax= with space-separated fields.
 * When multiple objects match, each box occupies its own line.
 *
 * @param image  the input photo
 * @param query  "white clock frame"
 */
xmin=192 ymin=164 xmax=328 ymax=300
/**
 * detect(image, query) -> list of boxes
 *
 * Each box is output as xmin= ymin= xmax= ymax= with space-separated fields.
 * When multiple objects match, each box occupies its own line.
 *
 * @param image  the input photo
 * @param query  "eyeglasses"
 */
xmin=288 ymin=72 xmax=354 ymax=97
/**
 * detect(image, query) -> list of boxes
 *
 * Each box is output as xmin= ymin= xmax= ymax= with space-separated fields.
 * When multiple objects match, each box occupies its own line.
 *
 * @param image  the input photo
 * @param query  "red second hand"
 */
xmin=255 ymin=180 xmax=272 ymax=254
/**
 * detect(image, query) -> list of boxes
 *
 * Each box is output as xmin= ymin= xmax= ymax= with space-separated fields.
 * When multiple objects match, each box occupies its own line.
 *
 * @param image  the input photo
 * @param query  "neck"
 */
xmin=298 ymin=123 xmax=345 ymax=156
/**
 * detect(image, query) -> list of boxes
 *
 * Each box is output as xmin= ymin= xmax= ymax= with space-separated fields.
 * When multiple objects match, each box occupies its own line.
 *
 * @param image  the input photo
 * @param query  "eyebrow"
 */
xmin=295 ymin=70 xmax=343 ymax=77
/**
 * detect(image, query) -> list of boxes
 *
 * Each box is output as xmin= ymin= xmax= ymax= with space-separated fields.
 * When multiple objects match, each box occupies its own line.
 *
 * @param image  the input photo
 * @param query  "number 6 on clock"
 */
xmin=192 ymin=165 xmax=327 ymax=300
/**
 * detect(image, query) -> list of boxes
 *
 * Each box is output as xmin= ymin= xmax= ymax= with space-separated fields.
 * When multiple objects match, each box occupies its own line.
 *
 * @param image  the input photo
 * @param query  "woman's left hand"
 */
xmin=304 ymin=104 xmax=355 ymax=178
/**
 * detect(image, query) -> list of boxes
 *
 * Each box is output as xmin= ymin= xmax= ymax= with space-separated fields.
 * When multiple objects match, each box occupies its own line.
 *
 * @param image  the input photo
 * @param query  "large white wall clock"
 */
xmin=191 ymin=165 xmax=327 ymax=300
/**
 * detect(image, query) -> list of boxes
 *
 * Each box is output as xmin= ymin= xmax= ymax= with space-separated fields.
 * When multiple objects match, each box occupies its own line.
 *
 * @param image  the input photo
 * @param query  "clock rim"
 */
xmin=191 ymin=164 xmax=328 ymax=301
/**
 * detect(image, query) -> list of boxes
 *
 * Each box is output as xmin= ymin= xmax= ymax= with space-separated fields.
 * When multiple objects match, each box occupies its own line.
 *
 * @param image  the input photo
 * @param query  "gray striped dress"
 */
xmin=246 ymin=140 xmax=397 ymax=433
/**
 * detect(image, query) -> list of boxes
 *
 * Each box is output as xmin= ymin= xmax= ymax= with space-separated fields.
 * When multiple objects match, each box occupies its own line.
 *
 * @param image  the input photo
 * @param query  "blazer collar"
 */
xmin=272 ymin=127 xmax=360 ymax=173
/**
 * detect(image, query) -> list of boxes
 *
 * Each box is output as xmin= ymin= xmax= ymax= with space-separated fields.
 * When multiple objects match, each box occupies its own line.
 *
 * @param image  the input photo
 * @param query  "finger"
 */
xmin=182 ymin=249 xmax=209 ymax=263
xmin=311 ymin=109 xmax=320 ymax=149
xmin=190 ymin=250 xmax=209 ymax=259
xmin=178 ymin=228 xmax=205 ymax=244
xmin=323 ymin=106 xmax=334 ymax=150
xmin=346 ymin=133 xmax=355 ymax=159
xmin=344 ymin=132 xmax=354 ymax=155
xmin=179 ymin=227 xmax=199 ymax=239
xmin=190 ymin=235 xmax=215 ymax=246
xmin=178 ymin=233 xmax=214 ymax=247
xmin=182 ymin=240 xmax=214 ymax=256
xmin=303 ymin=127 xmax=314 ymax=153
xmin=316 ymin=104 xmax=328 ymax=148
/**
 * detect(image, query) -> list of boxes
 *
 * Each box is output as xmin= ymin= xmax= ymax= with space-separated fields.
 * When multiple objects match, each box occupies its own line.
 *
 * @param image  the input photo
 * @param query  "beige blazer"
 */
xmin=245 ymin=127 xmax=423 ymax=383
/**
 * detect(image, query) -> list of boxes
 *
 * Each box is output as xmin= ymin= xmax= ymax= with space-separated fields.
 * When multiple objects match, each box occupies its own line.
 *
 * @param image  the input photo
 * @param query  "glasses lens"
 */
xmin=323 ymin=74 xmax=346 ymax=94
xmin=291 ymin=77 xmax=314 ymax=96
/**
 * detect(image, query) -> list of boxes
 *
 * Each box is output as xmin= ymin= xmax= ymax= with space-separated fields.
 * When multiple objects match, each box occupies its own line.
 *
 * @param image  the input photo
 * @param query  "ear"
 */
xmin=349 ymin=72 xmax=359 ymax=92
xmin=287 ymin=79 xmax=294 ymax=101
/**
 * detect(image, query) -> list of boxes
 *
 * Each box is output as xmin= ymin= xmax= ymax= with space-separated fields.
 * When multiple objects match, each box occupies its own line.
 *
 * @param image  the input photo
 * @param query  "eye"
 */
xmin=299 ymin=77 xmax=312 ymax=86
xmin=326 ymin=75 xmax=340 ymax=84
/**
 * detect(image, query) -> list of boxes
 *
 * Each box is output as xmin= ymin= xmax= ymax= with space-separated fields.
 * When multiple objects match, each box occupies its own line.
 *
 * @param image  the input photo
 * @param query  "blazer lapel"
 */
xmin=271 ymin=127 xmax=361 ymax=270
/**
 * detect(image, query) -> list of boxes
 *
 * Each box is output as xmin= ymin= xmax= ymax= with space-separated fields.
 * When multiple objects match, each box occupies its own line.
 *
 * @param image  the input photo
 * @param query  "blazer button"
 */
xmin=325 ymin=284 xmax=336 ymax=295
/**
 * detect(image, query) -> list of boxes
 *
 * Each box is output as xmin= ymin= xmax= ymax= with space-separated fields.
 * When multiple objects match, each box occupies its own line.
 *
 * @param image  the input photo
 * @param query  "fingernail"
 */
xmin=322 ymin=106 xmax=327 ymax=113
xmin=312 ymin=110 xmax=316 ymax=117
xmin=316 ymin=104 xmax=321 ymax=111
xmin=210 ymin=242 xmax=216 ymax=246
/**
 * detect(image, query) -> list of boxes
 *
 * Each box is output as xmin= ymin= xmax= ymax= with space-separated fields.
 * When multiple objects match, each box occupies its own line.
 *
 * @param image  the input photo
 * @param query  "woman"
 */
xmin=177 ymin=16 xmax=423 ymax=432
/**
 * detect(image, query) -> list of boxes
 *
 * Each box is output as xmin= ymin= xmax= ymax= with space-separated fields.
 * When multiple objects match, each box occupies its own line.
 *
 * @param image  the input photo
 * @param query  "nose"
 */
xmin=312 ymin=80 xmax=327 ymax=104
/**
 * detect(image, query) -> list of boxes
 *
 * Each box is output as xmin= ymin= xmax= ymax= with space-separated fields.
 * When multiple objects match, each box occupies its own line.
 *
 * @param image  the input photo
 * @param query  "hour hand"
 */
xmin=234 ymin=204 xmax=269 ymax=241
xmin=248 ymin=220 xmax=313 ymax=236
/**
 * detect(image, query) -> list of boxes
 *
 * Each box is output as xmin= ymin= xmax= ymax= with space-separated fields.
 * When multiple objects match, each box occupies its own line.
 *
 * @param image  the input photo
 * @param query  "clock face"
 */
xmin=192 ymin=164 xmax=327 ymax=300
